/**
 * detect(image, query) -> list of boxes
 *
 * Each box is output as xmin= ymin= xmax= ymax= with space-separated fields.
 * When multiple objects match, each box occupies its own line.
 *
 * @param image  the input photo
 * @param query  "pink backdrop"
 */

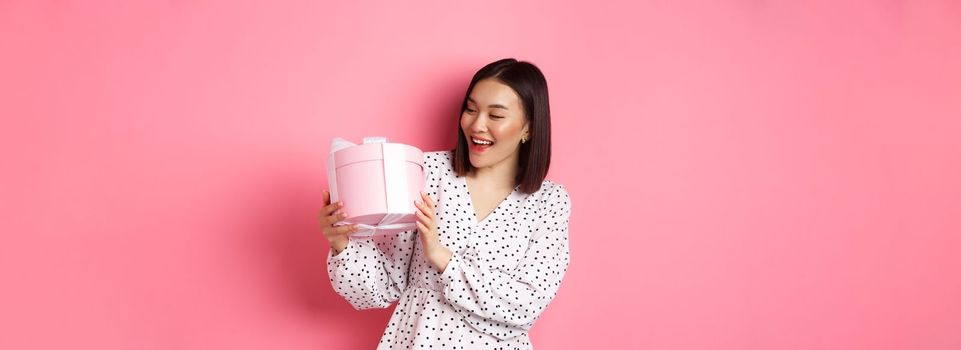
xmin=2 ymin=1 xmax=959 ymax=349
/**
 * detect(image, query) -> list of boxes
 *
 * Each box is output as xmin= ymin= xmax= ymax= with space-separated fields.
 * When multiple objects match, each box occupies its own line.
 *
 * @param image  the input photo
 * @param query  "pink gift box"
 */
xmin=326 ymin=137 xmax=425 ymax=236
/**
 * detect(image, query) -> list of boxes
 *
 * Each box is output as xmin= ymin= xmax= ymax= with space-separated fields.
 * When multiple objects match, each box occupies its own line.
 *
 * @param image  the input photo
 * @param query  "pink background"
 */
xmin=2 ymin=1 xmax=960 ymax=349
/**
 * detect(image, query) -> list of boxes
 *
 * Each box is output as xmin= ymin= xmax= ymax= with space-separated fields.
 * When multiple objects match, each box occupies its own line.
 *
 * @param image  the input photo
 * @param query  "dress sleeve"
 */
xmin=326 ymin=229 xmax=416 ymax=310
xmin=439 ymin=184 xmax=572 ymax=340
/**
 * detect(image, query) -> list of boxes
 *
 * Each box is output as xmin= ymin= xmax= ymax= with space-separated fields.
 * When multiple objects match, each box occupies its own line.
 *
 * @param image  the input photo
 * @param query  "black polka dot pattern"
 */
xmin=327 ymin=151 xmax=572 ymax=349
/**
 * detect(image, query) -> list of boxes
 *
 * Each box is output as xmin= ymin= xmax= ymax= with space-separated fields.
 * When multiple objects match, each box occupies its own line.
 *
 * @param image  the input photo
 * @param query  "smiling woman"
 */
xmin=323 ymin=58 xmax=571 ymax=350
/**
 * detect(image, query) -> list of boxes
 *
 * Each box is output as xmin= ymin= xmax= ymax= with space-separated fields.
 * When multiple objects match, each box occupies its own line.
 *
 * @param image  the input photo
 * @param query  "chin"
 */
xmin=468 ymin=153 xmax=490 ymax=168
xmin=469 ymin=152 xmax=507 ymax=170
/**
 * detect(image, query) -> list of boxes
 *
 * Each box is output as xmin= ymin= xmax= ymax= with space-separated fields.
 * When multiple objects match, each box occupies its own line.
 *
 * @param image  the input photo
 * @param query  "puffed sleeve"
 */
xmin=439 ymin=184 xmax=572 ymax=340
xmin=326 ymin=230 xmax=416 ymax=309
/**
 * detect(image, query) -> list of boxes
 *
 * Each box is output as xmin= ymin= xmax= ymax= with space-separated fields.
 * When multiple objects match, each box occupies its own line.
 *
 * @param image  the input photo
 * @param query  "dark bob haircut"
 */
xmin=452 ymin=58 xmax=552 ymax=194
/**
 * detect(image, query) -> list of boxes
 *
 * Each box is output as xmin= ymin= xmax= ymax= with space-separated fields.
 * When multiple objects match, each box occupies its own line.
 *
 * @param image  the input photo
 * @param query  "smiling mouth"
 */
xmin=471 ymin=137 xmax=494 ymax=147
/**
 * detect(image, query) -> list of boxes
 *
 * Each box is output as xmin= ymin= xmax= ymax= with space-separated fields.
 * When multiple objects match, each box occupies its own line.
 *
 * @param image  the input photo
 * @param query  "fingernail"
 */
xmin=339 ymin=202 xmax=344 ymax=207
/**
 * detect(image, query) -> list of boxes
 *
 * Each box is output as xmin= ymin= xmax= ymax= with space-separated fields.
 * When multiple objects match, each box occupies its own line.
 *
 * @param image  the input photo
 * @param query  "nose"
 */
xmin=468 ymin=114 xmax=487 ymax=133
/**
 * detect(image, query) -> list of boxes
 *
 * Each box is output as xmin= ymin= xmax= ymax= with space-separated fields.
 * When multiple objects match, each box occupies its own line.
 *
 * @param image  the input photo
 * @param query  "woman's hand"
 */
xmin=414 ymin=191 xmax=452 ymax=272
xmin=320 ymin=190 xmax=358 ymax=255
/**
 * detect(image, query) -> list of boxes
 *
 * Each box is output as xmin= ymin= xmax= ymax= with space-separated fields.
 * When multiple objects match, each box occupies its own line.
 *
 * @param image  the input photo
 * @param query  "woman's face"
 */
xmin=460 ymin=78 xmax=530 ymax=171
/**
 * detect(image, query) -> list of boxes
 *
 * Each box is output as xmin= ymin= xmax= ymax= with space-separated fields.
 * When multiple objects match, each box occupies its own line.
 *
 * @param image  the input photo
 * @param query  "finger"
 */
xmin=322 ymin=201 xmax=344 ymax=216
xmin=331 ymin=224 xmax=357 ymax=236
xmin=325 ymin=211 xmax=349 ymax=226
xmin=416 ymin=220 xmax=429 ymax=235
xmin=415 ymin=198 xmax=435 ymax=217
xmin=415 ymin=209 xmax=432 ymax=226
xmin=421 ymin=192 xmax=435 ymax=208
xmin=423 ymin=201 xmax=436 ymax=217
xmin=323 ymin=190 xmax=331 ymax=206
xmin=413 ymin=200 xmax=427 ymax=215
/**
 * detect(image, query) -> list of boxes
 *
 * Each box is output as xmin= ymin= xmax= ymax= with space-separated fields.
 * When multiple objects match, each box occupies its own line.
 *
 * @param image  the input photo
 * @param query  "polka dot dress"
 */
xmin=327 ymin=151 xmax=572 ymax=349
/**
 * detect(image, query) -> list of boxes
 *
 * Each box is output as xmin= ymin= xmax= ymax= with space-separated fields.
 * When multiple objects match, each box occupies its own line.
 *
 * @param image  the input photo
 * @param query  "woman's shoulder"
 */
xmin=423 ymin=150 xmax=453 ymax=172
xmin=423 ymin=150 xmax=453 ymax=164
xmin=529 ymin=179 xmax=570 ymax=208
xmin=539 ymin=179 xmax=566 ymax=193
xmin=525 ymin=180 xmax=571 ymax=232
xmin=422 ymin=150 xmax=454 ymax=184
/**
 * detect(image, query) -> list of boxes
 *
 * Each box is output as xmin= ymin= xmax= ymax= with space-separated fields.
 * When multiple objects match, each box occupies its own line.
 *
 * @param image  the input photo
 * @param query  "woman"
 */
xmin=321 ymin=58 xmax=571 ymax=349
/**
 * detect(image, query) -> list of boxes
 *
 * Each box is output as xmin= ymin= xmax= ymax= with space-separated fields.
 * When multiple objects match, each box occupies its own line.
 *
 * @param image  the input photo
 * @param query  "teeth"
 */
xmin=472 ymin=138 xmax=493 ymax=145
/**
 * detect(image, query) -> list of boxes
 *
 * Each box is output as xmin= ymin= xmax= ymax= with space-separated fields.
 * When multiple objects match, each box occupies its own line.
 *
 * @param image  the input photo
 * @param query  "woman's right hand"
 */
xmin=320 ymin=190 xmax=358 ymax=255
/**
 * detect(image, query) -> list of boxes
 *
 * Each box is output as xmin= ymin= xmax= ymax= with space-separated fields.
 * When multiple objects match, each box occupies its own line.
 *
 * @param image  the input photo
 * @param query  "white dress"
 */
xmin=327 ymin=151 xmax=572 ymax=349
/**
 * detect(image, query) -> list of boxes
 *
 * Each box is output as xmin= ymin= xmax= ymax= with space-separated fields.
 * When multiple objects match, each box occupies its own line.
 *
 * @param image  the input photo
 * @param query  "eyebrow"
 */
xmin=467 ymin=97 xmax=510 ymax=110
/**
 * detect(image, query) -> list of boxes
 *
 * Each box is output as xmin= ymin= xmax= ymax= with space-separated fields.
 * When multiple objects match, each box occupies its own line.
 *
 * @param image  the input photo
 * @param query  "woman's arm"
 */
xmin=327 ymin=229 xmax=417 ymax=310
xmin=438 ymin=185 xmax=572 ymax=340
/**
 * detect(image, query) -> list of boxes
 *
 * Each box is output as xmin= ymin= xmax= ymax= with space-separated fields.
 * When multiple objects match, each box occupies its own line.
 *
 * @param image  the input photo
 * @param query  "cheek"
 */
xmin=491 ymin=122 xmax=521 ymax=139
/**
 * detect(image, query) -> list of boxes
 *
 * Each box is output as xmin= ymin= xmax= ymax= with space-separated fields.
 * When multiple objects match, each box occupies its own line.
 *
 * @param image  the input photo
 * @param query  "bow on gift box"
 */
xmin=327 ymin=137 xmax=419 ymax=237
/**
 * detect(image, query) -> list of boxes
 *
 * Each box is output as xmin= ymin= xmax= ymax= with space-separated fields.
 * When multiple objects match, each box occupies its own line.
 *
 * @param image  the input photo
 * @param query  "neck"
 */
xmin=468 ymin=153 xmax=520 ymax=190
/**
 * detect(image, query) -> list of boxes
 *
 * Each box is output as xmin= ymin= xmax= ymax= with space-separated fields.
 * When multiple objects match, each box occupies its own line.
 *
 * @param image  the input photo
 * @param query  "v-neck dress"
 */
xmin=327 ymin=150 xmax=572 ymax=349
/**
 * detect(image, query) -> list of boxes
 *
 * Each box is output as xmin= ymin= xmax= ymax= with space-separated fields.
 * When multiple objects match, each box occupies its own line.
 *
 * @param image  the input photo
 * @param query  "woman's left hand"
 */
xmin=414 ymin=191 xmax=452 ymax=272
